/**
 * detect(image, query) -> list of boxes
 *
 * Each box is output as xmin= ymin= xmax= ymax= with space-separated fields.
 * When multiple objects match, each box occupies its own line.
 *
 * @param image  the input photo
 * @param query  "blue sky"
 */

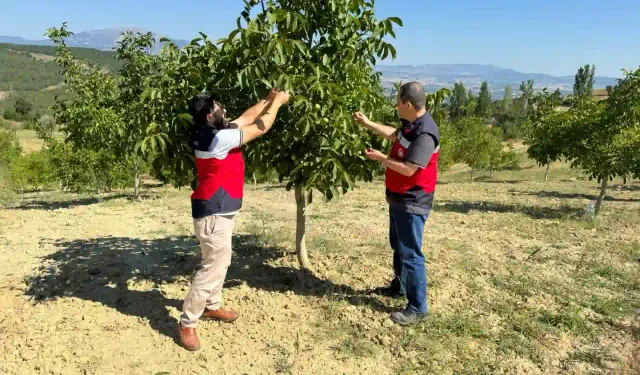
xmin=1 ymin=0 xmax=638 ymax=77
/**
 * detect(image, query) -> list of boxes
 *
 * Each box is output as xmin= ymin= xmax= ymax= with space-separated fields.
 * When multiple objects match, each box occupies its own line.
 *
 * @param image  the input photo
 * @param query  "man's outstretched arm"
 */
xmin=241 ymin=91 xmax=290 ymax=144
xmin=353 ymin=112 xmax=398 ymax=141
xmin=231 ymin=89 xmax=278 ymax=129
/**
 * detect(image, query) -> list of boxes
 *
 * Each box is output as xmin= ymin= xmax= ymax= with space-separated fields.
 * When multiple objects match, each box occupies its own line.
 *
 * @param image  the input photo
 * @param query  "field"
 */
xmin=1 ymin=155 xmax=638 ymax=375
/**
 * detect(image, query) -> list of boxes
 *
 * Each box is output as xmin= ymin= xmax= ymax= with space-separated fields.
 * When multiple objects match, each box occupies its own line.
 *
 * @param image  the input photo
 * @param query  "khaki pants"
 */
xmin=180 ymin=215 xmax=234 ymax=328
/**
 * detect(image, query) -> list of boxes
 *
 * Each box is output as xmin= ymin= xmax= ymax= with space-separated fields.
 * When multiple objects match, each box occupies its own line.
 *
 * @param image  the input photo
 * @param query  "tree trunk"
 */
xmin=470 ymin=168 xmax=475 ymax=183
xmin=544 ymin=164 xmax=550 ymax=182
xmin=295 ymin=186 xmax=312 ymax=270
xmin=133 ymin=162 xmax=140 ymax=199
xmin=594 ymin=178 xmax=608 ymax=217
xmin=253 ymin=172 xmax=257 ymax=186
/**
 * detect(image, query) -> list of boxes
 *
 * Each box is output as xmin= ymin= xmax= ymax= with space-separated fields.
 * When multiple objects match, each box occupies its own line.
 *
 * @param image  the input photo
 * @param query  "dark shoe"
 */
xmin=178 ymin=325 xmax=201 ymax=351
xmin=202 ymin=307 xmax=239 ymax=323
xmin=390 ymin=309 xmax=426 ymax=326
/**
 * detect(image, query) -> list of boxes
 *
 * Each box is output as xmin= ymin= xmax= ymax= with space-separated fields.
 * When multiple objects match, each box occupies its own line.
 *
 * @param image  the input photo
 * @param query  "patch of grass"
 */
xmin=320 ymin=295 xmax=381 ymax=359
xmin=334 ymin=336 xmax=379 ymax=358
xmin=570 ymin=346 xmax=620 ymax=371
xmin=401 ymin=310 xmax=489 ymax=349
xmin=504 ymin=311 xmax=550 ymax=340
xmin=310 ymin=234 xmax=334 ymax=254
xmin=274 ymin=345 xmax=294 ymax=374
xmin=582 ymin=295 xmax=635 ymax=318
xmin=496 ymin=330 xmax=545 ymax=364
xmin=537 ymin=307 xmax=595 ymax=338
xmin=621 ymin=242 xmax=640 ymax=263
xmin=490 ymin=274 xmax=536 ymax=298
xmin=592 ymin=265 xmax=627 ymax=281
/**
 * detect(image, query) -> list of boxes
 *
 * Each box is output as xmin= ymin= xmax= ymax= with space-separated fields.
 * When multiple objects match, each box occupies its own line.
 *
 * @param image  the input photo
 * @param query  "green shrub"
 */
xmin=36 ymin=115 xmax=56 ymax=140
xmin=0 ymin=130 xmax=22 ymax=206
xmin=0 ymin=129 xmax=22 ymax=166
xmin=499 ymin=148 xmax=523 ymax=170
xmin=437 ymin=120 xmax=458 ymax=173
xmin=49 ymin=141 xmax=133 ymax=194
xmin=9 ymin=149 xmax=56 ymax=193
xmin=3 ymin=108 xmax=18 ymax=121
xmin=23 ymin=118 xmax=38 ymax=130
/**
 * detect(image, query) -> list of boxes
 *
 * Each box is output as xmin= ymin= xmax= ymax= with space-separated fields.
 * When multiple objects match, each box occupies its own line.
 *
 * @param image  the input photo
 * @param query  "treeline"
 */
xmin=415 ymin=63 xmax=639 ymax=215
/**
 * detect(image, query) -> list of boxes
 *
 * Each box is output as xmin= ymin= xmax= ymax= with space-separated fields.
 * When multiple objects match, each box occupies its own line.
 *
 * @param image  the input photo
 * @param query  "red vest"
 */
xmin=386 ymin=133 xmax=439 ymax=195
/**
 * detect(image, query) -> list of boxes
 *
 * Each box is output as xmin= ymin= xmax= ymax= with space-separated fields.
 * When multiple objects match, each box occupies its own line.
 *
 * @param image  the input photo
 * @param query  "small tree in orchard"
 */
xmin=526 ymin=89 xmax=569 ymax=182
xmin=455 ymin=117 xmax=497 ymax=182
xmin=575 ymin=67 xmax=640 ymax=215
xmin=115 ymin=31 xmax=161 ymax=198
xmin=137 ymin=35 xmax=226 ymax=190
xmin=223 ymin=0 xmax=401 ymax=270
xmin=478 ymin=126 xmax=504 ymax=178
xmin=48 ymin=24 xmax=158 ymax=198
xmin=139 ymin=0 xmax=401 ymax=270
xmin=36 ymin=115 xmax=56 ymax=141
xmin=48 ymin=24 xmax=127 ymax=194
xmin=532 ymin=66 xmax=640 ymax=216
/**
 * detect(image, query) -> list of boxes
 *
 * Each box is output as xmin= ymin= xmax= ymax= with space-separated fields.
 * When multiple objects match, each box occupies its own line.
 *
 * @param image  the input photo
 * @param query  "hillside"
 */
xmin=0 ymin=43 xmax=120 ymax=116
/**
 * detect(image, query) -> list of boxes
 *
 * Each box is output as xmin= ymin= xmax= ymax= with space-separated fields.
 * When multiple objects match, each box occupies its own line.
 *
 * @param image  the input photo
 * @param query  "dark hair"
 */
xmin=188 ymin=92 xmax=217 ymax=127
xmin=398 ymin=82 xmax=426 ymax=110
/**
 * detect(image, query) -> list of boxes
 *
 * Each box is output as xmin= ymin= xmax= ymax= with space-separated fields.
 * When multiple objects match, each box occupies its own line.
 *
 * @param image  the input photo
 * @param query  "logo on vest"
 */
xmin=398 ymin=149 xmax=404 ymax=158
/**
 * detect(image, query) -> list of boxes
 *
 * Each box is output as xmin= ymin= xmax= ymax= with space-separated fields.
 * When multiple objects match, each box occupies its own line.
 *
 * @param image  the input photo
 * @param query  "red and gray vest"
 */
xmin=385 ymin=113 xmax=440 ymax=215
xmin=189 ymin=126 xmax=245 ymax=219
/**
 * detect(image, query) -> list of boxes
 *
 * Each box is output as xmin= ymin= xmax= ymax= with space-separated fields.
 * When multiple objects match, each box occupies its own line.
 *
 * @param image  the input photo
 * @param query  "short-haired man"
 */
xmin=179 ymin=89 xmax=290 ymax=350
xmin=353 ymin=81 xmax=440 ymax=325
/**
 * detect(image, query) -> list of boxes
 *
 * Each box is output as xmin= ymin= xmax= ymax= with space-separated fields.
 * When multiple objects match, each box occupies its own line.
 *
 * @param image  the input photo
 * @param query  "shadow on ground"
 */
xmin=13 ymin=192 xmax=165 ymax=211
xmin=14 ymin=194 xmax=130 ymax=211
xmin=516 ymin=189 xmax=640 ymax=203
xmin=434 ymin=200 xmax=583 ymax=219
xmin=25 ymin=234 xmax=390 ymax=343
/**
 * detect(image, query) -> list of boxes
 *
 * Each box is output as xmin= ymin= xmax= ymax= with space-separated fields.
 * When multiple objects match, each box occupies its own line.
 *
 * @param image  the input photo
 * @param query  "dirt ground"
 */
xmin=1 ymin=163 xmax=639 ymax=375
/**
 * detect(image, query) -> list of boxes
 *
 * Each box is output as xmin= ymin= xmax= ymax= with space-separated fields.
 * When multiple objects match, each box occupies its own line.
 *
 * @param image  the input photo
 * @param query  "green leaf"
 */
xmin=292 ymin=40 xmax=308 ymax=56
xmin=388 ymin=44 xmax=397 ymax=59
xmin=388 ymin=17 xmax=403 ymax=26
xmin=322 ymin=55 xmax=330 ymax=67
xmin=276 ymin=43 xmax=285 ymax=64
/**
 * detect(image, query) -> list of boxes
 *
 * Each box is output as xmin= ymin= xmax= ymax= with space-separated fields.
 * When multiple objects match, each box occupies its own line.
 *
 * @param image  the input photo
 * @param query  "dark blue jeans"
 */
xmin=389 ymin=208 xmax=428 ymax=314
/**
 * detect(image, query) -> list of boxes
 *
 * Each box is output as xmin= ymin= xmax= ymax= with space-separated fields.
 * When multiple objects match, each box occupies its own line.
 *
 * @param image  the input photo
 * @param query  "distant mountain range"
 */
xmin=1 ymin=29 xmax=620 ymax=99
xmin=376 ymin=64 xmax=619 ymax=98
xmin=0 ymin=28 xmax=189 ymax=54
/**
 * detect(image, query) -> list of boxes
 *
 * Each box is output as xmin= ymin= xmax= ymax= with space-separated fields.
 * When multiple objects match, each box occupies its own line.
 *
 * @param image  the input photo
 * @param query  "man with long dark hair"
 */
xmin=179 ymin=89 xmax=289 ymax=351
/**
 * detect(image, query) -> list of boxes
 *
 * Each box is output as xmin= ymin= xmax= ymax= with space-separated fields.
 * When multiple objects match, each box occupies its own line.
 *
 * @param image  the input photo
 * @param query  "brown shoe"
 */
xmin=202 ymin=308 xmax=239 ymax=323
xmin=178 ymin=325 xmax=200 ymax=351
